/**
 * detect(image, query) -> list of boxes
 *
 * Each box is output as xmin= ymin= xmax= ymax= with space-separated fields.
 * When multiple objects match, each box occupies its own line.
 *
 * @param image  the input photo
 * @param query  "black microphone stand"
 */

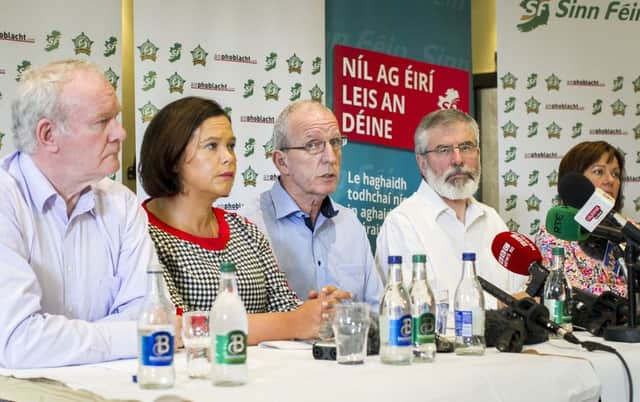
xmin=603 ymin=240 xmax=640 ymax=342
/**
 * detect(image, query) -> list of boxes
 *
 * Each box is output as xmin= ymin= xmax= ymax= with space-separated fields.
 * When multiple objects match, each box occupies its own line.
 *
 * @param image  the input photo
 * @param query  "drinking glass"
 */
xmin=182 ymin=311 xmax=211 ymax=378
xmin=332 ymin=302 xmax=370 ymax=365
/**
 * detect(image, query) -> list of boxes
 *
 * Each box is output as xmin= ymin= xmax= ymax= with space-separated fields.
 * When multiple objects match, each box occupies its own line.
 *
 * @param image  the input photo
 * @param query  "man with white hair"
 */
xmin=0 ymin=60 xmax=157 ymax=368
xmin=376 ymin=109 xmax=524 ymax=309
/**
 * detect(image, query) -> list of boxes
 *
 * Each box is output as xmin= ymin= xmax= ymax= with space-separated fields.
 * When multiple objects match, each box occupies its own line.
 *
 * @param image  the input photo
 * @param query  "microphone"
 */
xmin=491 ymin=232 xmax=549 ymax=297
xmin=477 ymin=276 xmax=580 ymax=344
xmin=545 ymin=205 xmax=626 ymax=244
xmin=478 ymin=276 xmax=580 ymax=345
xmin=558 ymin=172 xmax=640 ymax=245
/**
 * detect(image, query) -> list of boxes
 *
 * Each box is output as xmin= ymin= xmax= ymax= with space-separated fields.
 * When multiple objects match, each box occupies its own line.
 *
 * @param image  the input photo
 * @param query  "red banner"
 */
xmin=333 ymin=44 xmax=470 ymax=151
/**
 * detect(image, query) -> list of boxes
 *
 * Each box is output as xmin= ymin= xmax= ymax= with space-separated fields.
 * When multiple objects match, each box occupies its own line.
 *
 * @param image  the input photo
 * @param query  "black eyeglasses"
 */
xmin=281 ymin=136 xmax=348 ymax=155
xmin=422 ymin=141 xmax=478 ymax=157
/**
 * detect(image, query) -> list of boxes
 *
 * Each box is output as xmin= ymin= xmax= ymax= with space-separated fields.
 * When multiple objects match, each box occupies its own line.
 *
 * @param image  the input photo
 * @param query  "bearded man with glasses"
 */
xmin=240 ymin=100 xmax=382 ymax=311
xmin=375 ymin=109 xmax=525 ymax=312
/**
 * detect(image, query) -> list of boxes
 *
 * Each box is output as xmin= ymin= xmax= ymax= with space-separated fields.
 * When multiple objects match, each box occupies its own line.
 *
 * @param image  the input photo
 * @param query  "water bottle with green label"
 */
xmin=543 ymin=247 xmax=572 ymax=338
xmin=409 ymin=254 xmax=436 ymax=362
xmin=211 ymin=262 xmax=248 ymax=386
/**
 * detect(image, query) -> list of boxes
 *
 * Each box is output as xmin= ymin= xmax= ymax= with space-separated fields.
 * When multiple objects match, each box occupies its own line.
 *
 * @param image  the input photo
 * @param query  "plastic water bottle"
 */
xmin=543 ymin=247 xmax=573 ymax=338
xmin=409 ymin=254 xmax=436 ymax=362
xmin=379 ymin=255 xmax=412 ymax=365
xmin=137 ymin=264 xmax=175 ymax=389
xmin=211 ymin=262 xmax=248 ymax=386
xmin=454 ymin=252 xmax=485 ymax=355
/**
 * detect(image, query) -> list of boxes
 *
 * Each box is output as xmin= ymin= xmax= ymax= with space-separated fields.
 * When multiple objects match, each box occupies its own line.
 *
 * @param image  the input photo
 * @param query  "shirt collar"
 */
xmin=271 ymin=177 xmax=339 ymax=221
xmin=17 ymin=152 xmax=95 ymax=216
xmin=416 ymin=178 xmax=484 ymax=224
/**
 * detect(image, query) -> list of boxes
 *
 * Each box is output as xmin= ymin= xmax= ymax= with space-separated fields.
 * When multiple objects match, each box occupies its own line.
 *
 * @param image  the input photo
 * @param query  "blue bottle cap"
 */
xmin=462 ymin=252 xmax=476 ymax=261
xmin=388 ymin=255 xmax=402 ymax=264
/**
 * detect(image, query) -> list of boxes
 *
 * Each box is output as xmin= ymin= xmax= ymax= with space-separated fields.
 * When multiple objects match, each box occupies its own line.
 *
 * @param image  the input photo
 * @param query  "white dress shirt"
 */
xmin=376 ymin=180 xmax=526 ymax=309
xmin=0 ymin=152 xmax=157 ymax=368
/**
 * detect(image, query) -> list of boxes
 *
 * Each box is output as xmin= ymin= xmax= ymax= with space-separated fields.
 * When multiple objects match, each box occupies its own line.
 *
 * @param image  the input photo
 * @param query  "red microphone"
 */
xmin=491 ymin=231 xmax=549 ymax=297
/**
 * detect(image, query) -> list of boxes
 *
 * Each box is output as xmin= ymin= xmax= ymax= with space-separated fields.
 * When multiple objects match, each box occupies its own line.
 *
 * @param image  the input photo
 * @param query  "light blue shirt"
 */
xmin=0 ymin=152 xmax=157 ymax=368
xmin=239 ymin=179 xmax=382 ymax=310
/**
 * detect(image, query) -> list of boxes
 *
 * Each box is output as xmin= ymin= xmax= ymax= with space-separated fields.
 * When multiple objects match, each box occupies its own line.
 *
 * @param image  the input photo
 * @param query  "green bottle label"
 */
xmin=412 ymin=312 xmax=435 ymax=344
xmin=215 ymin=330 xmax=247 ymax=364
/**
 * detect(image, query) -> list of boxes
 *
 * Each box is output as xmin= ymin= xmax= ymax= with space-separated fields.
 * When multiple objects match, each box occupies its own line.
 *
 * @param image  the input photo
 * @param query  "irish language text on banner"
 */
xmin=333 ymin=44 xmax=469 ymax=151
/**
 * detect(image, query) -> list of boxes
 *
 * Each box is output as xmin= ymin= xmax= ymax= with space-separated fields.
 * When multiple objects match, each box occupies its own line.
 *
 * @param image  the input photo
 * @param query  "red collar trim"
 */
xmin=142 ymin=199 xmax=230 ymax=250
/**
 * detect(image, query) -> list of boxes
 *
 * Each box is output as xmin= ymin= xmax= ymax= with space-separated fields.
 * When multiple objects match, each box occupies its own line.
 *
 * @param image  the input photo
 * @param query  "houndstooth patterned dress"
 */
xmin=145 ymin=204 xmax=300 ymax=314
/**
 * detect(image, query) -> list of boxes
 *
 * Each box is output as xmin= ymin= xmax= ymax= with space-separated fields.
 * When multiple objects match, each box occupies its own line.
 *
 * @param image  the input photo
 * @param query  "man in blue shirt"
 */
xmin=0 ymin=60 xmax=157 ymax=368
xmin=240 ymin=100 xmax=382 ymax=310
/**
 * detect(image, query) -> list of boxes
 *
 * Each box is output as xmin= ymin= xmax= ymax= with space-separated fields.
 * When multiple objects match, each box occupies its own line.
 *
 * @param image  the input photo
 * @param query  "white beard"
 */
xmin=426 ymin=164 xmax=481 ymax=200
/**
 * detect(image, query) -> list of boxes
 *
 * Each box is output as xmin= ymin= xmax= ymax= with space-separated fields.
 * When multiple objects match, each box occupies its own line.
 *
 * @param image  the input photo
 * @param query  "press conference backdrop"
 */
xmin=0 ymin=0 xmax=122 ymax=180
xmin=497 ymin=0 xmax=640 ymax=237
xmin=132 ymin=0 xmax=325 ymax=206
xmin=327 ymin=0 xmax=472 ymax=250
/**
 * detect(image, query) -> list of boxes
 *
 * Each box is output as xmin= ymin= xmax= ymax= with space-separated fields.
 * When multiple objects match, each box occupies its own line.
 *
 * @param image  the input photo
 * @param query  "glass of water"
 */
xmin=436 ymin=289 xmax=449 ymax=336
xmin=182 ymin=311 xmax=211 ymax=378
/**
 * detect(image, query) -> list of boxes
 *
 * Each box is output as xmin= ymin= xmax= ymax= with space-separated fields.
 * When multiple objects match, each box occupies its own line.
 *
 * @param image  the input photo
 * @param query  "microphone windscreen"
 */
xmin=545 ymin=205 xmax=590 ymax=241
xmin=491 ymin=232 xmax=542 ymax=276
xmin=558 ymin=172 xmax=595 ymax=208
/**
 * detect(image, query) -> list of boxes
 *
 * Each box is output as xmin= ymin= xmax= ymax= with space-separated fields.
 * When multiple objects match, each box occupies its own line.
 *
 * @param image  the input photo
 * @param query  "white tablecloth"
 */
xmin=0 ymin=342 xmax=603 ymax=402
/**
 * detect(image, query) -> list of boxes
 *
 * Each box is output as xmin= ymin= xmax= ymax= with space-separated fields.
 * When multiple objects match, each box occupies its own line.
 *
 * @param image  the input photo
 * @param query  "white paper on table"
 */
xmin=257 ymin=340 xmax=312 ymax=350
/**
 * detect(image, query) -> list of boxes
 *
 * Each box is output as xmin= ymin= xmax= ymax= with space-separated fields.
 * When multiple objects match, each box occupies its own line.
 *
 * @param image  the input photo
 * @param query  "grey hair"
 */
xmin=272 ymin=99 xmax=331 ymax=150
xmin=11 ymin=59 xmax=104 ymax=153
xmin=413 ymin=109 xmax=480 ymax=155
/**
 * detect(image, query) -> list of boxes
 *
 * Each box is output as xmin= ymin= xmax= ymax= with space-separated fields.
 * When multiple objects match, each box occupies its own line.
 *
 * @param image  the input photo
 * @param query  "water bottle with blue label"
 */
xmin=137 ymin=264 xmax=175 ymax=388
xmin=379 ymin=255 xmax=412 ymax=365
xmin=454 ymin=252 xmax=485 ymax=355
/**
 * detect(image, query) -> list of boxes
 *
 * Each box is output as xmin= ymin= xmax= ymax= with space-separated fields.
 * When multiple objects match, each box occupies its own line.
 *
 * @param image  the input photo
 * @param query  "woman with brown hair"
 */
xmin=138 ymin=96 xmax=350 ymax=344
xmin=535 ymin=141 xmax=627 ymax=296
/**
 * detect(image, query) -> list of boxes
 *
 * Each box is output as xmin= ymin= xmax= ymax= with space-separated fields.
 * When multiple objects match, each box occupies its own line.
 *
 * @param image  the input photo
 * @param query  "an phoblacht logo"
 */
xmin=242 ymin=166 xmax=258 ymax=187
xmin=138 ymin=101 xmax=159 ymax=123
xmin=72 ymin=32 xmax=93 ymax=55
xmin=263 ymin=138 xmax=275 ymax=159
xmin=191 ymin=45 xmax=208 ymax=66
xmin=0 ymin=131 xmax=4 ymax=150
xmin=518 ymin=0 xmax=640 ymax=33
xmin=167 ymin=72 xmax=186 ymax=94
xmin=309 ymin=85 xmax=324 ymax=102
xmin=138 ymin=39 xmax=159 ymax=62
xmin=263 ymin=80 xmax=280 ymax=101
xmin=505 ymin=195 xmax=518 ymax=211
xmin=528 ymin=170 xmax=539 ymax=186
xmin=104 ymin=68 xmax=119 ymax=90
xmin=506 ymin=219 xmax=520 ymax=233
xmin=502 ymin=120 xmax=519 ymax=138
xmin=517 ymin=0 xmax=550 ymax=32
xmin=502 ymin=169 xmax=519 ymax=187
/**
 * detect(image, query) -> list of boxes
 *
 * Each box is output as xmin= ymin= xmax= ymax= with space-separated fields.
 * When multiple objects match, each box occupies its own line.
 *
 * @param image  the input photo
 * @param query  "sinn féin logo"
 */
xmin=518 ymin=1 xmax=640 ymax=33
xmin=517 ymin=0 xmax=550 ymax=32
